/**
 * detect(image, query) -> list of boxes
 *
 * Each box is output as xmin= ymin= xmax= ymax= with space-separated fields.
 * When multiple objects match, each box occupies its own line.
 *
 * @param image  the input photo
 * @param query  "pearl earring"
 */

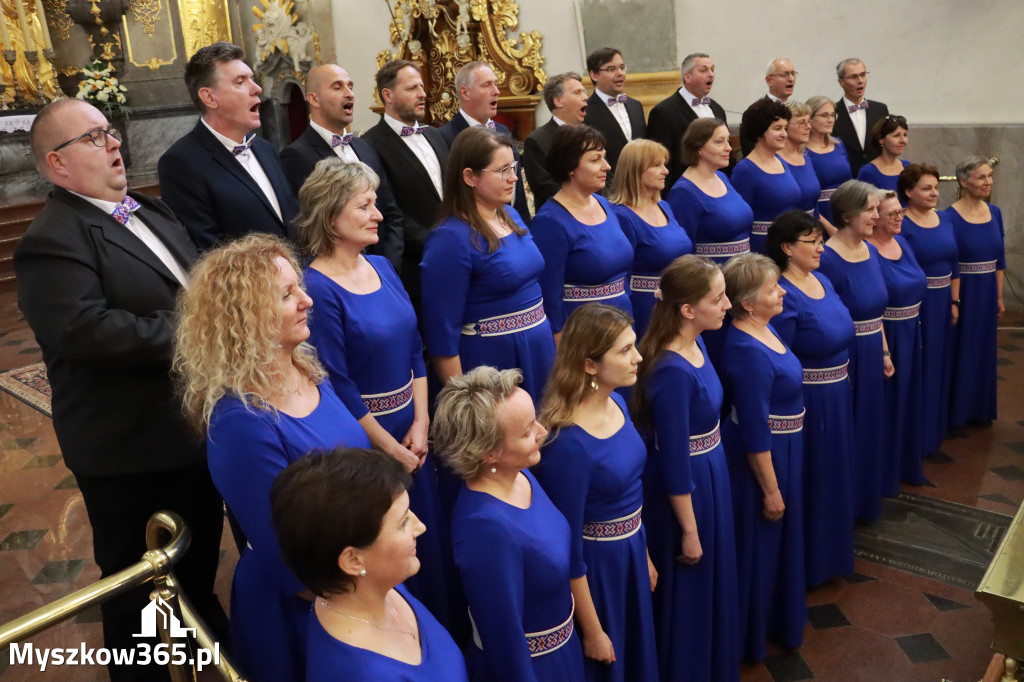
xmin=359 ymin=569 xmax=366 ymax=577
xmin=490 ymin=465 xmax=497 ymax=474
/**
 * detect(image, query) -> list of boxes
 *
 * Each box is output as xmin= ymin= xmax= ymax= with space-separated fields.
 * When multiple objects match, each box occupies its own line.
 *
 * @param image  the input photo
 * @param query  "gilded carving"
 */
xmin=177 ymin=0 xmax=231 ymax=60
xmin=121 ymin=6 xmax=175 ymax=70
xmin=1 ymin=0 xmax=59 ymax=103
xmin=252 ymin=0 xmax=313 ymax=73
xmin=126 ymin=0 xmax=162 ymax=38
xmin=42 ymin=0 xmax=74 ymax=41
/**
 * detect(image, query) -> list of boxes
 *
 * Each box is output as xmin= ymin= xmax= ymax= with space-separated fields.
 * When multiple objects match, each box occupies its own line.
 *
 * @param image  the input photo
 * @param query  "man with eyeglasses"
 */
xmin=15 ymin=98 xmax=227 ymax=681
xmin=832 ymin=58 xmax=890 ymax=177
xmin=583 ymin=47 xmax=646 ymax=191
xmin=765 ymin=57 xmax=797 ymax=103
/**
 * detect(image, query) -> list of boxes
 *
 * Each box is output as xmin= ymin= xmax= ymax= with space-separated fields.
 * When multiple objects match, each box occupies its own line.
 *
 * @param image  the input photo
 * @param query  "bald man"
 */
xmin=765 ymin=57 xmax=797 ymax=103
xmin=280 ymin=63 xmax=404 ymax=268
xmin=15 ymin=99 xmax=226 ymax=681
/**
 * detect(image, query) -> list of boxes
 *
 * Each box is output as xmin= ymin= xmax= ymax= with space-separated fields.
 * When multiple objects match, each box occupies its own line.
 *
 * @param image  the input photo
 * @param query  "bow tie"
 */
xmin=110 ymin=195 xmax=141 ymax=226
xmin=848 ymin=100 xmax=868 ymax=113
xmin=691 ymin=97 xmax=710 ymax=106
xmin=400 ymin=125 xmax=424 ymax=137
xmin=231 ymin=135 xmax=254 ymax=156
xmin=607 ymin=95 xmax=628 ymax=105
xmin=481 ymin=120 xmax=497 ymax=130
xmin=331 ymin=133 xmax=354 ymax=148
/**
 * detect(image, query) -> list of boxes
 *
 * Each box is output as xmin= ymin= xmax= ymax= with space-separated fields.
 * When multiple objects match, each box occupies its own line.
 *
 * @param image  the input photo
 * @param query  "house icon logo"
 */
xmin=133 ymin=597 xmax=197 ymax=638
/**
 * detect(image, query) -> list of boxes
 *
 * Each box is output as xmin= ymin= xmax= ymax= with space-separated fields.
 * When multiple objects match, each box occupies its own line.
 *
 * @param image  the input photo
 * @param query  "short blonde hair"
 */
xmin=722 ymin=252 xmax=779 ymax=320
xmin=294 ymin=158 xmax=380 ymax=258
xmin=609 ymin=139 xmax=670 ymax=208
xmin=174 ymin=234 xmax=326 ymax=430
xmin=431 ymin=366 xmax=523 ymax=480
xmin=785 ymin=100 xmax=811 ymax=118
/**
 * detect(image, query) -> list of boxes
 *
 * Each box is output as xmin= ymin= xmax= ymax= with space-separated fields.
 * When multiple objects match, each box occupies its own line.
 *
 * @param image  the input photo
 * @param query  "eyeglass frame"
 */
xmin=596 ymin=64 xmax=628 ymax=74
xmin=478 ymin=160 xmax=519 ymax=181
xmin=769 ymin=70 xmax=798 ymax=79
xmin=841 ymin=70 xmax=869 ymax=81
xmin=813 ymin=112 xmax=838 ymax=120
xmin=52 ymin=127 xmax=122 ymax=153
xmin=795 ymin=238 xmax=825 ymax=247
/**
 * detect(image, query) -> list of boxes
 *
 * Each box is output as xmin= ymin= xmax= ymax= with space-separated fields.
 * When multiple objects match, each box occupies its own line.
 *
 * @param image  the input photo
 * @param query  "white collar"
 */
xmin=679 ymin=85 xmax=709 ymax=103
xmin=67 ymin=189 xmax=128 ymax=214
xmin=383 ymin=113 xmax=422 ymax=136
xmin=201 ymin=118 xmax=251 ymax=151
xmin=842 ymin=95 xmax=865 ymax=109
xmin=459 ymin=110 xmax=490 ymax=128
xmin=595 ymin=88 xmax=625 ymax=106
xmin=551 ymin=114 xmax=568 ymax=127
xmin=309 ymin=119 xmax=349 ymax=143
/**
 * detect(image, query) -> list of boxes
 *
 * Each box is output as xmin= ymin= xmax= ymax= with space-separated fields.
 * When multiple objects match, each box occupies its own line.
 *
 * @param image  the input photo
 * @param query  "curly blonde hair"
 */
xmin=173 ymin=234 xmax=326 ymax=431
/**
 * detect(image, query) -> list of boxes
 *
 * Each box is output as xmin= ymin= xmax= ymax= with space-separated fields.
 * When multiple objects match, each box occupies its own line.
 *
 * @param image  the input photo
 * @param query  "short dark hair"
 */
xmin=184 ymin=42 xmax=245 ymax=113
xmin=896 ymin=163 xmax=939 ymax=205
xmin=739 ymin=97 xmax=791 ymax=152
xmin=765 ymin=210 xmax=822 ymax=271
xmin=271 ymin=447 xmax=411 ymax=597
xmin=867 ymin=114 xmax=908 ymax=153
xmin=375 ymin=59 xmax=417 ymax=100
xmin=545 ymin=124 xmax=606 ymax=184
xmin=681 ymin=117 xmax=726 ymax=168
xmin=542 ymin=72 xmax=583 ymax=112
xmin=586 ymin=47 xmax=622 ymax=76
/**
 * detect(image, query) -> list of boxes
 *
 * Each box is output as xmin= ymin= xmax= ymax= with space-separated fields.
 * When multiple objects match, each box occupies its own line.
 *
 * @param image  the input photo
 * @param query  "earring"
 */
xmin=589 ymin=375 xmax=598 ymax=391
xmin=359 ymin=569 xmax=367 ymax=577
xmin=489 ymin=465 xmax=497 ymax=474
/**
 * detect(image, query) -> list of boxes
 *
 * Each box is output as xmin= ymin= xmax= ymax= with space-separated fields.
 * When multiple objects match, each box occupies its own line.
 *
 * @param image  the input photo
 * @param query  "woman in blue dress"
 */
xmin=532 ymin=125 xmax=634 ymax=340
xmin=271 ymin=448 xmax=469 ymax=682
xmin=422 ymin=126 xmax=555 ymax=403
xmin=174 ymin=235 xmax=372 ymax=682
xmin=733 ymin=98 xmax=803 ymax=253
xmin=536 ymin=304 xmax=657 ymax=682
xmin=634 ymin=255 xmax=740 ymax=682
xmin=944 ymin=156 xmax=1006 ymax=427
xmin=868 ymin=192 xmax=928 ymax=489
xmin=856 ymin=115 xmax=909 ymax=194
xmin=296 ymin=159 xmax=452 ymax=627
xmin=432 ymin=367 xmax=586 ymax=682
xmin=819 ymin=180 xmax=895 ymax=523
xmin=720 ymin=253 xmax=807 ymax=662
xmin=610 ymin=140 xmax=693 ymax=337
xmin=777 ymin=101 xmax=822 ymax=220
xmin=667 ymin=119 xmax=753 ymax=265
xmin=767 ymin=211 xmax=857 ymax=587
xmin=804 ymin=96 xmax=851 ymax=232
xmin=899 ymin=164 xmax=960 ymax=452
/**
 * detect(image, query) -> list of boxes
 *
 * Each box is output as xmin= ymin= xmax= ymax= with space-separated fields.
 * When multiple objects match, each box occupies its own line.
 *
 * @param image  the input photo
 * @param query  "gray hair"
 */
xmin=294 ymin=158 xmax=380 ymax=258
xmin=431 ymin=366 xmax=525 ymax=480
xmin=455 ymin=61 xmax=489 ymax=96
xmin=805 ymin=95 xmax=834 ymax=117
xmin=722 ymin=253 xmax=779 ymax=320
xmin=955 ymin=155 xmax=991 ymax=184
xmin=836 ymin=58 xmax=864 ymax=79
xmin=766 ymin=57 xmax=791 ymax=77
xmin=831 ymin=179 xmax=878 ymax=229
xmin=681 ymin=52 xmax=710 ymax=77
xmin=542 ymin=72 xmax=583 ymax=112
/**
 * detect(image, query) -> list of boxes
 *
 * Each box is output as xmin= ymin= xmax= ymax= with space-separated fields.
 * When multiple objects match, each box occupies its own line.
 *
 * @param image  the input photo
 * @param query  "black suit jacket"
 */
xmin=832 ymin=97 xmax=889 ymax=178
xmin=158 ymin=121 xmax=299 ymax=251
xmin=438 ymin=113 xmax=532 ymax=224
xmin=647 ymin=91 xmax=727 ymax=193
xmin=280 ymin=125 xmax=406 ymax=269
xmin=523 ymin=118 xmax=561 ymax=212
xmin=583 ymin=92 xmax=647 ymax=191
xmin=14 ymin=188 xmax=203 ymax=476
xmin=361 ymin=118 xmax=449 ymax=303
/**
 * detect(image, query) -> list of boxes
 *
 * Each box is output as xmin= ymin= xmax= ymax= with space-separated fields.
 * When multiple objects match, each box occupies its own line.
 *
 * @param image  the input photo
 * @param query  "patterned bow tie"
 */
xmin=482 ymin=120 xmax=497 ymax=130
xmin=848 ymin=100 xmax=868 ymax=113
xmin=607 ymin=95 xmax=628 ymax=105
xmin=231 ymin=135 xmax=254 ymax=156
xmin=691 ymin=97 xmax=710 ymax=106
xmin=400 ymin=125 xmax=424 ymax=137
xmin=331 ymin=133 xmax=354 ymax=148
xmin=110 ymin=195 xmax=141 ymax=226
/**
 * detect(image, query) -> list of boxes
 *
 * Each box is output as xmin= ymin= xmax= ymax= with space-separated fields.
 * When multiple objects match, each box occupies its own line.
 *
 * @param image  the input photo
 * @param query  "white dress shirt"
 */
xmin=73 ymin=191 xmax=189 ymax=287
xmin=460 ymin=110 xmax=492 ymax=129
xmin=201 ymin=119 xmax=283 ymax=222
xmin=842 ymin=96 xmax=868 ymax=149
xmin=595 ymin=88 xmax=632 ymax=140
xmin=551 ymin=115 xmax=568 ymax=127
xmin=309 ymin=120 xmax=358 ymax=163
xmin=680 ymin=85 xmax=714 ymax=119
xmin=383 ymin=114 xmax=443 ymax=198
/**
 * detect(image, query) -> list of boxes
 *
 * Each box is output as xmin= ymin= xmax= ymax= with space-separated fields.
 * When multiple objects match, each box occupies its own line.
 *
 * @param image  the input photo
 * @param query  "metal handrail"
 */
xmin=0 ymin=511 xmax=246 ymax=681
xmin=938 ymin=156 xmax=999 ymax=183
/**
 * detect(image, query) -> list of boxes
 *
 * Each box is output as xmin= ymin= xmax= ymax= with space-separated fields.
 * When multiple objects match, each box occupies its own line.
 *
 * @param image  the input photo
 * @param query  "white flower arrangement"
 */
xmin=75 ymin=61 xmax=129 ymax=115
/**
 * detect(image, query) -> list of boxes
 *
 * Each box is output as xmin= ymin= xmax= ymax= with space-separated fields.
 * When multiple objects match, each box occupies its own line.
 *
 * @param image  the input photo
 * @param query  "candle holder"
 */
xmin=0 ymin=83 xmax=7 ymax=110
xmin=2 ymin=49 xmax=25 ymax=107
xmin=23 ymin=50 xmax=44 ymax=101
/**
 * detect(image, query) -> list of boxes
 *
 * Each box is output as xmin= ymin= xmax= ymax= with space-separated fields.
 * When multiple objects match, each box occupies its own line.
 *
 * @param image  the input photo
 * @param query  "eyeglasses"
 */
xmin=796 ymin=238 xmax=825 ymax=247
xmin=886 ymin=209 xmax=907 ymax=220
xmin=885 ymin=115 xmax=908 ymax=126
xmin=813 ymin=112 xmax=838 ymax=120
xmin=52 ymin=127 xmax=122 ymax=153
xmin=597 ymin=64 xmax=628 ymax=74
xmin=770 ymin=71 xmax=798 ymax=78
xmin=479 ymin=160 xmax=519 ymax=181
xmin=789 ymin=119 xmax=811 ymax=128
xmin=841 ymin=71 xmax=869 ymax=81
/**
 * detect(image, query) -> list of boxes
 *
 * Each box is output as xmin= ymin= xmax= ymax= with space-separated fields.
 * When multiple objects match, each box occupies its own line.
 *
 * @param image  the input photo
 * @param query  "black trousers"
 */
xmin=75 ymin=462 xmax=228 ymax=682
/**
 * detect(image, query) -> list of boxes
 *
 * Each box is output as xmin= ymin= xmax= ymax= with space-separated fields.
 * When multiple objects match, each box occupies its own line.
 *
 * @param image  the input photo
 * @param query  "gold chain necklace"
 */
xmin=317 ymin=597 xmax=417 ymax=640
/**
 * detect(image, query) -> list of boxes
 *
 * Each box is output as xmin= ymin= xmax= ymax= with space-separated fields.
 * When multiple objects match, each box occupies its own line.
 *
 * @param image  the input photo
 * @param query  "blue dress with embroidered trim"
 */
xmin=774 ymin=272 xmax=856 ymax=587
xmin=945 ymin=205 xmax=1006 ymax=427
xmin=531 ymin=194 xmax=634 ymax=333
xmin=780 ymin=153 xmax=821 ymax=218
xmin=207 ymin=383 xmax=370 ymax=682
xmin=900 ymin=213 xmax=959 ymax=451
xmin=667 ymin=172 xmax=753 ymax=264
xmin=421 ymin=209 xmax=556 ymax=404
xmin=612 ymin=201 xmax=693 ymax=337
xmin=876 ymin=236 xmax=928 ymax=490
xmin=451 ymin=470 xmax=585 ymax=682
xmin=305 ymin=257 xmax=454 ymax=628
xmin=720 ymin=324 xmax=806 ymax=662
xmin=304 ymin=585 xmax=469 ymax=682
xmin=642 ymin=340 xmax=740 ymax=682
xmin=535 ymin=392 xmax=658 ymax=682
xmin=729 ymin=157 xmax=803 ymax=253
xmin=819 ymin=243 xmax=889 ymax=522
xmin=856 ymin=159 xmax=910 ymax=194
xmin=806 ymin=141 xmax=852 ymax=223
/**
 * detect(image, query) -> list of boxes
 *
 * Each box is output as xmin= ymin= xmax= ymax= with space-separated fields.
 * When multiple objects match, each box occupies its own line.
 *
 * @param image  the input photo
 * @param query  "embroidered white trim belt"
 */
xmin=695 ymin=238 xmax=751 ymax=258
xmin=926 ymin=273 xmax=951 ymax=289
xmin=361 ymin=372 xmax=414 ymax=416
xmin=884 ymin=302 xmax=921 ymax=321
xmin=563 ymin=277 xmax=626 ymax=302
xmin=960 ymin=260 xmax=997 ymax=275
xmin=524 ymin=598 xmax=575 ymax=657
xmin=629 ymin=275 xmax=660 ymax=293
xmin=582 ymin=506 xmax=642 ymax=541
xmin=462 ymin=301 xmax=546 ymax=336
xmin=818 ymin=188 xmax=836 ymax=201
xmin=689 ymin=421 xmax=721 ymax=456
xmin=768 ymin=410 xmax=805 ymax=434
xmin=854 ymin=317 xmax=883 ymax=335
xmin=803 ymin=361 xmax=849 ymax=384
xmin=751 ymin=220 xmax=772 ymax=236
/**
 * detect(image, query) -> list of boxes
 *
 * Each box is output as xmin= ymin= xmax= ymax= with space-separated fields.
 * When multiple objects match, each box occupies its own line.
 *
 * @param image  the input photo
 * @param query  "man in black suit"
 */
xmin=832 ymin=57 xmax=889 ymax=177
xmin=279 ymin=63 xmax=404 ymax=268
xmin=159 ymin=42 xmax=298 ymax=250
xmin=438 ymin=61 xmax=531 ymax=223
xmin=522 ymin=72 xmax=588 ymax=211
xmin=648 ymin=52 xmax=727 ymax=192
xmin=583 ymin=47 xmax=647 ymax=190
xmin=16 ymin=99 xmax=226 ymax=682
xmin=740 ymin=57 xmax=798 ymax=156
xmin=361 ymin=59 xmax=449 ymax=307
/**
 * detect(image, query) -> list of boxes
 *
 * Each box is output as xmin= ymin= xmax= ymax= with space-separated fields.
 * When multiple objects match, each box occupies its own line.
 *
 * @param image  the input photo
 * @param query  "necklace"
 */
xmin=318 ymin=596 xmax=417 ymax=640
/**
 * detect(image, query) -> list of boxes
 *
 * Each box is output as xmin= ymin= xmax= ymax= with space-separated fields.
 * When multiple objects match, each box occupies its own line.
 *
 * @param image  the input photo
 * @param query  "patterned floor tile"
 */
xmin=54 ymin=475 xmax=78 ymax=490
xmin=0 ymin=504 xmax=11 ymax=521
xmin=978 ymin=492 xmax=1016 ymax=505
xmin=894 ymin=633 xmax=951 ymax=664
xmin=990 ymin=465 xmax=1024 ymax=481
xmin=807 ymin=603 xmax=851 ymax=629
xmin=23 ymin=455 xmax=61 ymax=469
xmin=764 ymin=652 xmax=814 ymax=682
xmin=30 ymin=559 xmax=88 ymax=585
xmin=1005 ymin=440 xmax=1024 ymax=454
xmin=842 ymin=571 xmax=878 ymax=584
xmin=0 ymin=530 xmax=47 ymax=551
xmin=923 ymin=450 xmax=953 ymax=464
xmin=923 ymin=593 xmax=971 ymax=612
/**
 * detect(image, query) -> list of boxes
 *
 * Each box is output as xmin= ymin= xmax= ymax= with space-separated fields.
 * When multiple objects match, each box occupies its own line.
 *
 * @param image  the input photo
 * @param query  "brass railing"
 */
xmin=938 ymin=156 xmax=999 ymax=184
xmin=0 ymin=511 xmax=246 ymax=681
